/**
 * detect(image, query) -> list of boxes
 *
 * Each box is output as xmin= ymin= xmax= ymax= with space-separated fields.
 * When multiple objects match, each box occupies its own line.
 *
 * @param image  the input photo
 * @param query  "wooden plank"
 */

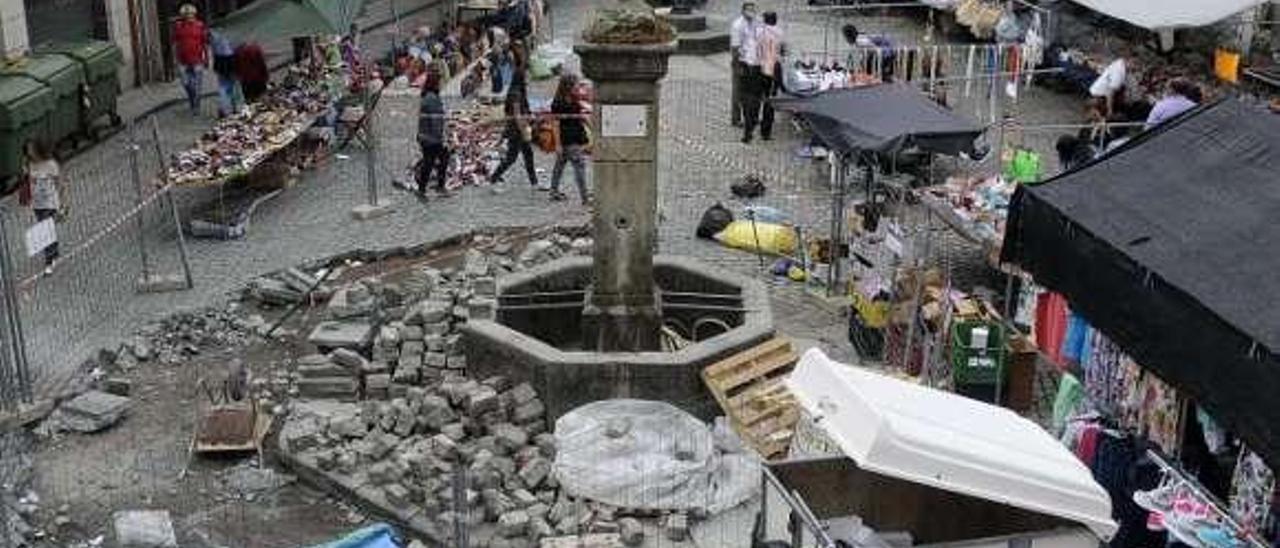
xmin=703 ymin=341 xmax=797 ymax=395
xmin=703 ymin=338 xmax=791 ymax=383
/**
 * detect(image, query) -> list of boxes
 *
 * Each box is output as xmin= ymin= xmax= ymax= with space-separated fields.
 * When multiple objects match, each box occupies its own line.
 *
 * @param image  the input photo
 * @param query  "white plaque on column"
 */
xmin=601 ymin=105 xmax=648 ymax=137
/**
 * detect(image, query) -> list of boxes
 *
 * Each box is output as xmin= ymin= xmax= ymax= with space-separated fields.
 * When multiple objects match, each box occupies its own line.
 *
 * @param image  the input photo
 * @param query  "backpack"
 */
xmin=730 ymin=174 xmax=766 ymax=199
xmin=696 ymin=202 xmax=734 ymax=239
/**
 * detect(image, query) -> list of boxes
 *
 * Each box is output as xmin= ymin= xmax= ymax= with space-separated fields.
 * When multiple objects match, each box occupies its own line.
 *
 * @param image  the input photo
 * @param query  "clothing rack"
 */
xmin=1147 ymin=449 xmax=1270 ymax=548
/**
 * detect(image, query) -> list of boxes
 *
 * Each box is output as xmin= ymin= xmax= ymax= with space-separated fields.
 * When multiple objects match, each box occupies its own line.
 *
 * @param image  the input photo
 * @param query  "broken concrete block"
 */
xmin=298 ymin=378 xmax=358 ymax=400
xmin=619 ymin=518 xmax=643 ymax=546
xmin=508 ymin=382 xmax=538 ymax=406
xmin=249 ymin=277 xmax=303 ymax=305
xmin=498 ymin=510 xmax=531 ymax=538
xmin=466 ymin=386 xmax=501 ymax=416
xmin=298 ymin=361 xmax=351 ymax=379
xmin=56 ymin=390 xmax=130 ymax=433
xmin=518 ymin=458 xmax=552 ymax=490
xmin=103 ymin=377 xmax=132 ymax=397
xmin=309 ymin=321 xmax=375 ymax=349
xmin=469 ymin=298 xmax=497 ymax=320
xmin=329 ymin=348 xmax=368 ymax=370
xmin=511 ymin=489 xmax=539 ymax=508
xmin=446 ymin=354 xmax=468 ymax=371
xmin=385 ymin=483 xmax=412 ymax=508
xmin=405 ymin=301 xmax=452 ymax=326
xmin=492 ymin=424 xmax=530 ymax=453
xmin=424 ymin=321 xmax=451 ymax=336
xmin=513 ymin=400 xmax=545 ymax=425
xmin=663 ymin=513 xmax=689 ymax=542
xmin=113 ymin=510 xmax=177 ymax=548
xmin=472 ymin=276 xmax=497 ymax=296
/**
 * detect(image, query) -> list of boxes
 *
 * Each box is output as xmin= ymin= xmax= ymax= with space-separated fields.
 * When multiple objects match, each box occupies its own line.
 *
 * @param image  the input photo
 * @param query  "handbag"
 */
xmin=534 ymin=118 xmax=558 ymax=153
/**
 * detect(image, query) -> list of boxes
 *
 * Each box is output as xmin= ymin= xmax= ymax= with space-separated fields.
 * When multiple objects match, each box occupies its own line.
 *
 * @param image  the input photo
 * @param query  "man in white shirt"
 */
xmin=1088 ymin=57 xmax=1127 ymax=117
xmin=729 ymin=2 xmax=759 ymax=127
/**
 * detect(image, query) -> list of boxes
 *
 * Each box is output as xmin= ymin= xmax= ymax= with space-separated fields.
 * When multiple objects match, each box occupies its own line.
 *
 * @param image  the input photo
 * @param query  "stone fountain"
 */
xmin=462 ymin=8 xmax=773 ymax=420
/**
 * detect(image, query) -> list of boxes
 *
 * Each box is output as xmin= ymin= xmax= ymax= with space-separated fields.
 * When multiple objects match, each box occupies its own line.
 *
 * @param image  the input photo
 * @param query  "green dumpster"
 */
xmin=0 ymin=76 xmax=54 ymax=191
xmin=2 ymin=54 xmax=85 ymax=148
xmin=38 ymin=41 xmax=123 ymax=131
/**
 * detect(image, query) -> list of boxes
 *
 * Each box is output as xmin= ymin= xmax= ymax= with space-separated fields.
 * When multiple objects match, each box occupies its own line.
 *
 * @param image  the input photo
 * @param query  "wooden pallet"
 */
xmin=702 ymin=337 xmax=800 ymax=459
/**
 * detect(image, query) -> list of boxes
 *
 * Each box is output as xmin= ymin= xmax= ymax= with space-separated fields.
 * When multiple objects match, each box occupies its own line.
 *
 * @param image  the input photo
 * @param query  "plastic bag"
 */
xmin=553 ymin=400 xmax=758 ymax=514
xmin=714 ymin=221 xmax=798 ymax=255
xmin=529 ymin=52 xmax=554 ymax=80
xmin=743 ymin=204 xmax=790 ymax=225
xmin=696 ymin=202 xmax=734 ymax=239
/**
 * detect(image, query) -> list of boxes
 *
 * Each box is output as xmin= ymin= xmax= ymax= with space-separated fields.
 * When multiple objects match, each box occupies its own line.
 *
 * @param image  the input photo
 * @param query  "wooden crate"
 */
xmin=702 ymin=337 xmax=800 ymax=459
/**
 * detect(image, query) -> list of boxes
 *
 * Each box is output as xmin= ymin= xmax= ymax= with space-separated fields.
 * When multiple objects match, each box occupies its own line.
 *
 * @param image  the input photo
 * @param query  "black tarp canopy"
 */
xmin=772 ymin=84 xmax=982 ymax=156
xmin=1001 ymin=99 xmax=1280 ymax=469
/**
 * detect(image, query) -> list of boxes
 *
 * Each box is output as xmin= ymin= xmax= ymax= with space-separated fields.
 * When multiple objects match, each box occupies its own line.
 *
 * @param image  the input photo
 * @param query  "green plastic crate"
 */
xmin=950 ymin=320 xmax=1007 ymax=386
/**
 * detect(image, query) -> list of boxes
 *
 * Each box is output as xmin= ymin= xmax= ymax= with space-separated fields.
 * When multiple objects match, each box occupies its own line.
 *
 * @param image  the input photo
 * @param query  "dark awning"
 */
xmin=772 ymin=84 xmax=982 ymax=156
xmin=1001 ymin=99 xmax=1280 ymax=469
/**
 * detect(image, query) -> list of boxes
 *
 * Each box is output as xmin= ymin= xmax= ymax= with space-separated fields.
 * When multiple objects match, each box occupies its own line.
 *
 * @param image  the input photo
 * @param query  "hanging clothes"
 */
xmin=1035 ymin=292 xmax=1069 ymax=366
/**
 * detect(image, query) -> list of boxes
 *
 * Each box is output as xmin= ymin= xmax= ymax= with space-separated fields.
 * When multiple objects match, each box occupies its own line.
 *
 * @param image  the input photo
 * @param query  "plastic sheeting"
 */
xmin=553 ymin=400 xmax=759 ymax=514
xmin=1068 ymin=0 xmax=1263 ymax=29
xmin=308 ymin=523 xmax=400 ymax=548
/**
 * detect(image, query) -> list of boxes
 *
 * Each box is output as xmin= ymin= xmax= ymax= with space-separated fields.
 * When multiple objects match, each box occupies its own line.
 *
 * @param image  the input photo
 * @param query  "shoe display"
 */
xmin=1195 ymin=525 xmax=1244 ymax=548
xmin=1133 ymin=484 xmax=1178 ymax=514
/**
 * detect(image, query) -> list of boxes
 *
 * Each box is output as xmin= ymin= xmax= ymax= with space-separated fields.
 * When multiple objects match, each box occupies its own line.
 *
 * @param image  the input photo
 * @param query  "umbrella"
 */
xmin=216 ymin=0 xmax=367 ymax=43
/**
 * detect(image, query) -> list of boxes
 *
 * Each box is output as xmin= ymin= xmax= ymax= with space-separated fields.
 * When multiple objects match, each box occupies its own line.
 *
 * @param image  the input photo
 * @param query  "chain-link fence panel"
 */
xmin=0 ymin=117 xmax=193 ymax=404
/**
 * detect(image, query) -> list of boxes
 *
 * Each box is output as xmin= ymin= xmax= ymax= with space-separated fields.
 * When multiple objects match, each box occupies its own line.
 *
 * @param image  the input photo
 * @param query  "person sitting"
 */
xmin=1144 ymin=78 xmax=1200 ymax=129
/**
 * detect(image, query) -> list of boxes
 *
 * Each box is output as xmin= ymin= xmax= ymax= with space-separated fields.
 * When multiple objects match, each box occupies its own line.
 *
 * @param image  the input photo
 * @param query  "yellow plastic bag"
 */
xmin=1215 ymin=49 xmax=1240 ymax=84
xmin=714 ymin=220 xmax=798 ymax=255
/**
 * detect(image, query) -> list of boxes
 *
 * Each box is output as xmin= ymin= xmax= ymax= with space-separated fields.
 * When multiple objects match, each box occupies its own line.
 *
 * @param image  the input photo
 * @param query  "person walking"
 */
xmin=210 ymin=29 xmax=239 ymax=117
xmin=730 ymin=2 xmax=759 ymax=128
xmin=548 ymin=74 xmax=590 ymax=205
xmin=488 ymin=85 xmax=539 ymax=190
xmin=21 ymin=142 xmax=64 ymax=272
xmin=417 ymin=71 xmax=450 ymax=197
xmin=173 ymin=4 xmax=209 ymax=115
xmin=234 ymin=41 xmax=269 ymax=104
xmin=752 ymin=11 xmax=783 ymax=141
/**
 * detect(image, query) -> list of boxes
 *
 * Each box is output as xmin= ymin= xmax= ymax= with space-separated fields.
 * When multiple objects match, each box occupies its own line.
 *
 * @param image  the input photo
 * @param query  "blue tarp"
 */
xmin=308 ymin=523 xmax=401 ymax=548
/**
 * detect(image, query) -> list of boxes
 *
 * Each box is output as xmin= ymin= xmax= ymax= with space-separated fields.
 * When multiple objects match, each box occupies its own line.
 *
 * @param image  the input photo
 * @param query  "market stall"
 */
xmin=756 ymin=348 xmax=1117 ymax=548
xmin=1001 ymin=98 xmax=1280 ymax=546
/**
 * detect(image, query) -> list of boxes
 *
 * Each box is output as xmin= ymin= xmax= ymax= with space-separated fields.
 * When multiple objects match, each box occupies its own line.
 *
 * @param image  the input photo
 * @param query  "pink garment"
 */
xmin=1036 ymin=292 xmax=1069 ymax=367
xmin=757 ymin=26 xmax=782 ymax=78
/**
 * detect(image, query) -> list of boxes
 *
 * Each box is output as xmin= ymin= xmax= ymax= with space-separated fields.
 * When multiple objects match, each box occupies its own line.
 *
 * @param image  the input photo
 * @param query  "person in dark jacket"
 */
xmin=488 ymin=83 xmax=539 ymax=189
xmin=417 ymin=71 xmax=450 ymax=196
xmin=548 ymin=73 xmax=590 ymax=204
xmin=234 ymin=42 xmax=269 ymax=103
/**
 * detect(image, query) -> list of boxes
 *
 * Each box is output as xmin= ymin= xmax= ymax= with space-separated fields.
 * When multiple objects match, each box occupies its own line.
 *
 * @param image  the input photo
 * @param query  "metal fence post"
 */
xmin=0 ymin=211 xmax=30 ymax=405
xmin=367 ymin=88 xmax=379 ymax=209
xmin=150 ymin=117 xmax=195 ymax=290
xmin=128 ymin=123 xmax=152 ymax=284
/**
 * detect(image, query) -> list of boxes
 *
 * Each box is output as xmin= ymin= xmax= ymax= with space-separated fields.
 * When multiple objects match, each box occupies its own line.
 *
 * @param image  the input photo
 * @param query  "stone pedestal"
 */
xmin=574 ymin=41 xmax=675 ymax=352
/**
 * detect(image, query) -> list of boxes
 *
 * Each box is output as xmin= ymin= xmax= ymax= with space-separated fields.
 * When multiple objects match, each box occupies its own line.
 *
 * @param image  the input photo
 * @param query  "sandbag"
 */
xmin=696 ymin=202 xmax=734 ymax=239
xmin=714 ymin=220 xmax=798 ymax=255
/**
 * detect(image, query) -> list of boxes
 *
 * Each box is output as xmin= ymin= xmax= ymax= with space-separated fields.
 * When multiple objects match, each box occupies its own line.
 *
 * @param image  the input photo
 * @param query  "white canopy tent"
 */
xmin=785 ymin=348 xmax=1118 ymax=542
xmin=1069 ymin=0 xmax=1264 ymax=29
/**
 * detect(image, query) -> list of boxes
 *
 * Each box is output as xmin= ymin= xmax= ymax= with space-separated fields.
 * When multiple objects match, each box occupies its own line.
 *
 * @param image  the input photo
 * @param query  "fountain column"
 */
xmin=575 ymin=39 xmax=676 ymax=352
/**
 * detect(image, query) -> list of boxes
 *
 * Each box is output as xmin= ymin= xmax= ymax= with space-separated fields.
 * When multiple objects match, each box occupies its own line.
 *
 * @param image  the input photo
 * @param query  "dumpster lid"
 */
xmin=2 ymin=55 xmax=84 ymax=94
xmin=0 ymin=76 xmax=54 ymax=127
xmin=785 ymin=349 xmax=1118 ymax=540
xmin=35 ymin=42 xmax=122 ymax=80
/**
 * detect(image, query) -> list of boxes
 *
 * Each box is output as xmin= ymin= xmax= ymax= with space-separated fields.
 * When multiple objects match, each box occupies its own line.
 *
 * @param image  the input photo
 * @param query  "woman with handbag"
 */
xmin=488 ymin=83 xmax=540 ymax=190
xmin=21 ymin=141 xmax=65 ymax=272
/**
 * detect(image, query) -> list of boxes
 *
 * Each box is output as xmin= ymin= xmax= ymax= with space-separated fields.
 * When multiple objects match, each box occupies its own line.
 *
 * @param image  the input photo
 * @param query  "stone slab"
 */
xmin=113 ymin=510 xmax=178 ymax=548
xmin=57 ymin=390 xmax=130 ymax=433
xmin=309 ymin=321 xmax=376 ymax=349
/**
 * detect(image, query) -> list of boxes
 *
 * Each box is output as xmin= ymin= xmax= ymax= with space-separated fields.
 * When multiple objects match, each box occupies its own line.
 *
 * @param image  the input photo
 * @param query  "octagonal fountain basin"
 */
xmin=462 ymin=255 xmax=775 ymax=421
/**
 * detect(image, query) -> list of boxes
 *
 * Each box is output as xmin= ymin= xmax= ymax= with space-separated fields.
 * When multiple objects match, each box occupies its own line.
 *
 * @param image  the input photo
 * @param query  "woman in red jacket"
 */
xmin=173 ymin=4 xmax=208 ymax=114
